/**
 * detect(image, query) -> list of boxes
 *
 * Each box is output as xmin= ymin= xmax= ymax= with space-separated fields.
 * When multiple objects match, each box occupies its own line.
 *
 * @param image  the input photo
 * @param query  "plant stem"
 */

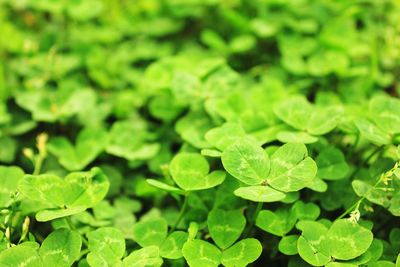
xmin=244 ymin=202 xmax=263 ymax=237
xmin=171 ymin=194 xmax=189 ymax=233
xmin=349 ymin=145 xmax=385 ymax=180
xmin=33 ymin=154 xmax=44 ymax=175
xmin=66 ymin=217 xmax=89 ymax=247
xmin=336 ymin=160 xmax=398 ymax=221
xmin=79 ymin=248 xmax=89 ymax=259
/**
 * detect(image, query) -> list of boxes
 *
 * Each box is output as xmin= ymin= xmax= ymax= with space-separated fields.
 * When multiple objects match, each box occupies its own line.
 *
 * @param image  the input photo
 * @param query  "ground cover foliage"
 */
xmin=0 ymin=0 xmax=400 ymax=266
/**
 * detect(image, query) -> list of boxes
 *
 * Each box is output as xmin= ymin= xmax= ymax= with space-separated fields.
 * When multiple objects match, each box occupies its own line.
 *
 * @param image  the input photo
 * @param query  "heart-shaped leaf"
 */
xmin=182 ymin=239 xmax=221 ymax=267
xmin=256 ymin=208 xmax=297 ymax=236
xmin=48 ymin=127 xmax=109 ymax=171
xmin=87 ymin=227 xmax=125 ymax=267
xmin=220 ymin=238 xmax=262 ymax=267
xmin=222 ymin=138 xmax=270 ymax=185
xmin=170 ymin=153 xmax=225 ymax=191
xmin=267 ymin=143 xmax=317 ymax=192
xmin=207 ymin=208 xmax=246 ymax=249
xmin=39 ymin=228 xmax=82 ymax=267
xmin=326 ymin=219 xmax=373 ymax=260
xmin=160 ymin=231 xmax=188 ymax=259
xmin=123 ymin=246 xmax=163 ymax=267
xmin=297 ymin=220 xmax=330 ymax=266
xmin=0 ymin=166 xmax=24 ymax=207
xmin=317 ymin=147 xmax=349 ymax=180
xmin=132 ymin=218 xmax=168 ymax=247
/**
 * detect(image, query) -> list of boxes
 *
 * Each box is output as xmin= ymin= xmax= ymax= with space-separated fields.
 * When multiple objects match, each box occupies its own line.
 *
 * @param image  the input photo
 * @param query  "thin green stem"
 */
xmin=66 ymin=217 xmax=89 ymax=247
xmin=349 ymin=145 xmax=385 ymax=180
xmin=349 ymin=133 xmax=360 ymax=157
xmin=33 ymin=155 xmax=45 ymax=175
xmin=79 ymin=248 xmax=89 ymax=259
xmin=336 ymin=160 xmax=398 ymax=221
xmin=244 ymin=202 xmax=263 ymax=237
xmin=336 ymin=199 xmax=363 ymax=220
xmin=170 ymin=194 xmax=189 ymax=233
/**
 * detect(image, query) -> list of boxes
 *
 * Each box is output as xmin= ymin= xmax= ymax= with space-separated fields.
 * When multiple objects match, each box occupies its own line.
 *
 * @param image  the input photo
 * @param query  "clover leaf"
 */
xmin=256 ymin=208 xmax=297 ymax=237
xmin=220 ymin=238 xmax=262 ymax=267
xmin=207 ymin=208 xmax=246 ymax=249
xmin=326 ymin=219 xmax=373 ymax=260
xmin=48 ymin=127 xmax=109 ymax=171
xmin=0 ymin=245 xmax=42 ymax=266
xmin=297 ymin=220 xmax=330 ymax=266
xmin=205 ymin=122 xmax=247 ymax=151
xmin=39 ymin=229 xmax=82 ymax=267
xmin=18 ymin=167 xmax=109 ymax=221
xmin=182 ymin=239 xmax=221 ymax=267
xmin=0 ymin=229 xmax=82 ymax=267
xmin=159 ymin=231 xmax=188 ymax=259
xmin=169 ymin=153 xmax=225 ymax=191
xmin=0 ymin=166 xmax=24 ymax=207
xmin=234 ymin=185 xmax=286 ymax=202
xmin=274 ymin=96 xmax=342 ymax=141
xmin=123 ymin=246 xmax=163 ymax=267
xmin=267 ymin=143 xmax=317 ymax=192
xmin=278 ymin=235 xmax=299 ymax=255
xmin=87 ymin=227 xmax=125 ymax=266
xmin=316 ymin=147 xmax=349 ymax=180
xmin=221 ymin=138 xmax=270 ymax=185
xmin=132 ymin=218 xmax=168 ymax=247
xmin=106 ymin=120 xmax=160 ymax=161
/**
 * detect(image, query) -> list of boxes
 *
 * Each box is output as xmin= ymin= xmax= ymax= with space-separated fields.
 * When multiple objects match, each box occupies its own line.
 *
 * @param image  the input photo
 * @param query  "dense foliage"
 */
xmin=0 ymin=0 xmax=400 ymax=266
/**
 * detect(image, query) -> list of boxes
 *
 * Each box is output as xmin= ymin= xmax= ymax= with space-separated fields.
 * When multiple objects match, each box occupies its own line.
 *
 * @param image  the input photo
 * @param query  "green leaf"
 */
xmin=306 ymin=106 xmax=342 ymax=135
xmin=221 ymin=138 xmax=270 ymax=185
xmin=39 ymin=228 xmax=82 ymax=267
xmin=170 ymin=153 xmax=225 ymax=191
xmin=368 ymin=261 xmax=396 ymax=267
xmin=146 ymin=179 xmax=185 ymax=195
xmin=256 ymin=208 xmax=297 ymax=236
xmin=274 ymin=96 xmax=312 ymax=131
xmin=355 ymin=119 xmax=392 ymax=145
xmin=369 ymin=94 xmax=400 ymax=134
xmin=325 ymin=263 xmax=358 ymax=267
xmin=292 ymin=201 xmax=320 ymax=221
xmin=123 ymin=246 xmax=163 ymax=267
xmin=87 ymin=227 xmax=125 ymax=267
xmin=0 ymin=166 xmax=24 ymax=207
xmin=220 ymin=238 xmax=262 ymax=267
xmin=207 ymin=209 xmax=246 ymax=249
xmin=0 ymin=137 xmax=17 ymax=163
xmin=48 ymin=127 xmax=109 ymax=171
xmin=182 ymin=239 xmax=221 ymax=267
xmin=0 ymin=244 xmax=42 ymax=267
xmin=316 ymin=147 xmax=349 ymax=180
xmin=132 ymin=218 xmax=168 ymax=247
xmin=278 ymin=235 xmax=299 ymax=255
xmin=307 ymin=177 xmax=328 ymax=192
xmin=159 ymin=231 xmax=188 ymax=259
xmin=175 ymin=110 xmax=213 ymax=148
xmin=276 ymin=131 xmax=319 ymax=144
xmin=267 ymin=143 xmax=317 ymax=192
xmin=326 ymin=219 xmax=373 ymax=260
xmin=297 ymin=221 xmax=330 ymax=266
xmin=234 ymin=185 xmax=286 ymax=202
xmin=205 ymin=123 xmax=246 ymax=151
xmin=106 ymin=120 xmax=160 ymax=161
xmin=274 ymin=96 xmax=340 ymax=135
xmin=19 ymin=167 xmax=109 ymax=221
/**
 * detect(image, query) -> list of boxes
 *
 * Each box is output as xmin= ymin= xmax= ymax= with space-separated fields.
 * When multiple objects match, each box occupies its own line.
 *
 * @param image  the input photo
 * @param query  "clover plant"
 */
xmin=0 ymin=0 xmax=400 ymax=266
